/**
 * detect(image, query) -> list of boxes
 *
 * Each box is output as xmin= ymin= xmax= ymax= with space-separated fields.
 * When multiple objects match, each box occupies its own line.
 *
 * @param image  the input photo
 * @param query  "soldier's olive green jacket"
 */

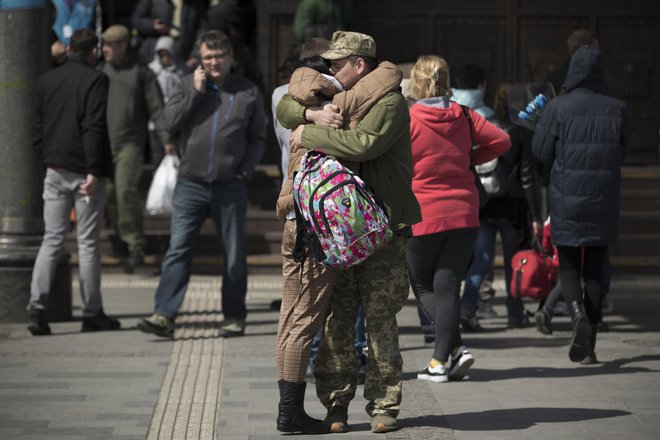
xmin=276 ymin=90 xmax=421 ymax=232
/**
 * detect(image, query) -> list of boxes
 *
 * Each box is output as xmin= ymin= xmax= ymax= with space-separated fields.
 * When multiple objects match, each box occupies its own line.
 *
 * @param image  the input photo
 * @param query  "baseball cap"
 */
xmin=102 ymin=24 xmax=130 ymax=43
xmin=321 ymin=31 xmax=376 ymax=60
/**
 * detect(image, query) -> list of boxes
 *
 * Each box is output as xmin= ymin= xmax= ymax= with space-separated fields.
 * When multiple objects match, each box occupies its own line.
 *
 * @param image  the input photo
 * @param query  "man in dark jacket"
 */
xmin=137 ymin=30 xmax=266 ymax=339
xmin=532 ymin=46 xmax=630 ymax=364
xmin=28 ymin=28 xmax=120 ymax=336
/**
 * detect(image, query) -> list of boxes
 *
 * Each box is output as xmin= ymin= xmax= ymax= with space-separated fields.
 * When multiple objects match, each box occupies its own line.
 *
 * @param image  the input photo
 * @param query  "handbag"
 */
xmin=509 ymin=237 xmax=557 ymax=300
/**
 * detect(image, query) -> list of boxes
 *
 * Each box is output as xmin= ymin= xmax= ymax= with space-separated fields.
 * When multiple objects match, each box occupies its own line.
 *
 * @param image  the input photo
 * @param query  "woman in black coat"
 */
xmin=532 ymin=47 xmax=630 ymax=364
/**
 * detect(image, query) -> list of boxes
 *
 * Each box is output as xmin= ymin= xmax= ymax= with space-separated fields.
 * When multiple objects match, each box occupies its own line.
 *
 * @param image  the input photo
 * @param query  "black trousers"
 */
xmin=408 ymin=227 xmax=478 ymax=362
xmin=556 ymin=245 xmax=608 ymax=324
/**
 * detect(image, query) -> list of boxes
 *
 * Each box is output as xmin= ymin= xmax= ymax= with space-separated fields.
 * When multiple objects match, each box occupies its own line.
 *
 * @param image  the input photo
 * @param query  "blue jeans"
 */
xmin=461 ymin=220 xmax=525 ymax=321
xmin=154 ymin=178 xmax=248 ymax=320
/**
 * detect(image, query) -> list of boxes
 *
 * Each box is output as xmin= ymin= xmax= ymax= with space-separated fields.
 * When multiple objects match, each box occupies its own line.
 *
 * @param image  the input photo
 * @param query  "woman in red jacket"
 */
xmin=407 ymin=54 xmax=510 ymax=383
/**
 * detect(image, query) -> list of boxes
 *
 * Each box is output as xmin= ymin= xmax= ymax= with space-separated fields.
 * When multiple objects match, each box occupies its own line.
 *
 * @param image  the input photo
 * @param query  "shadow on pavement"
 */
xmin=400 ymin=407 xmax=630 ymax=431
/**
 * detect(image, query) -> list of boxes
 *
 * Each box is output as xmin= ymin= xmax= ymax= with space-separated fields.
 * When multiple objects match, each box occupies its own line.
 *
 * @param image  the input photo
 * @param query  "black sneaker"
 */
xmin=448 ymin=346 xmax=475 ymax=381
xmin=423 ymin=334 xmax=435 ymax=347
xmin=217 ymin=319 xmax=245 ymax=337
xmin=137 ymin=313 xmax=175 ymax=338
xmin=81 ymin=309 xmax=121 ymax=332
xmin=535 ymin=308 xmax=553 ymax=335
xmin=417 ymin=363 xmax=448 ymax=383
xmin=27 ymin=308 xmax=51 ymax=336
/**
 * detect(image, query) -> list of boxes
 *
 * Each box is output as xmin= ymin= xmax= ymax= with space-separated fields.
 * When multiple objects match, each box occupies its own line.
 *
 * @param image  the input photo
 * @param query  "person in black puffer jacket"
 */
xmin=532 ymin=47 xmax=630 ymax=364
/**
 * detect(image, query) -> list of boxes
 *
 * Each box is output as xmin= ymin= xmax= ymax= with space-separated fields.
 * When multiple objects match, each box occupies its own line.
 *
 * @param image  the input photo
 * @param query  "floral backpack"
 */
xmin=293 ymin=149 xmax=392 ymax=269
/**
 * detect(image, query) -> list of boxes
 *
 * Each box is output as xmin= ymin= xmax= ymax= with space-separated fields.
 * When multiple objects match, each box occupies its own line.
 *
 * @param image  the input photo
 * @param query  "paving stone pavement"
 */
xmin=1 ymin=269 xmax=660 ymax=439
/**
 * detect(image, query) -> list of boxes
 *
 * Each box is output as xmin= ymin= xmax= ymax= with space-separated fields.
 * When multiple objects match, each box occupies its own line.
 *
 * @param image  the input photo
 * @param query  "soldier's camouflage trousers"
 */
xmin=314 ymin=234 xmax=410 ymax=418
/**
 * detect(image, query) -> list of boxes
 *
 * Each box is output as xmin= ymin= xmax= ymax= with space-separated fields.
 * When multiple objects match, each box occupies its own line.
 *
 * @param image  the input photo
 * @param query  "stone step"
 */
xmin=618 ymin=210 xmax=660 ymax=235
xmin=610 ymin=233 xmax=660 ymax=257
xmin=65 ymin=165 xmax=659 ymax=274
xmin=620 ymin=187 xmax=660 ymax=211
xmin=70 ymin=253 xmax=283 ymax=275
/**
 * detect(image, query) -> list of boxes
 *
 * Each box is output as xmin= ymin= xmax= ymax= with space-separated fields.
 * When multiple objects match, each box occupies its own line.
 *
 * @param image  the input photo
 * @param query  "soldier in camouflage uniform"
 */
xmin=278 ymin=31 xmax=421 ymax=433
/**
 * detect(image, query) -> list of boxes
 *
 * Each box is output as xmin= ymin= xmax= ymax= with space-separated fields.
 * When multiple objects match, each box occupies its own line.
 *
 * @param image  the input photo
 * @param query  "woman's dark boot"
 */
xmin=276 ymin=380 xmax=330 ymax=434
xmin=568 ymin=301 xmax=592 ymax=362
xmin=580 ymin=325 xmax=599 ymax=365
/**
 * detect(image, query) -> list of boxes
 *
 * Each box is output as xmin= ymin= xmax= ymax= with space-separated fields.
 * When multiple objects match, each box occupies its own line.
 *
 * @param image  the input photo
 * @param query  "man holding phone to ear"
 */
xmin=138 ymin=30 xmax=266 ymax=339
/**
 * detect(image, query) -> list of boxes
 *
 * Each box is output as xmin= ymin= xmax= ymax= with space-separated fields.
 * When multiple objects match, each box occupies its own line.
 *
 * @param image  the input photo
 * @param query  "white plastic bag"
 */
xmin=146 ymin=155 xmax=179 ymax=215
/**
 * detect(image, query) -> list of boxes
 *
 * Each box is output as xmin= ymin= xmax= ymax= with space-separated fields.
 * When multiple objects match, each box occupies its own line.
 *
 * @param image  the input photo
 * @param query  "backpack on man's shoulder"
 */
xmin=292 ymin=149 xmax=392 ymax=269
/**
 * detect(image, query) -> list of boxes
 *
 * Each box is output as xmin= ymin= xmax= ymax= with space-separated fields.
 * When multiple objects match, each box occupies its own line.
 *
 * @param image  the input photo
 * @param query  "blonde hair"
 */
xmin=410 ymin=55 xmax=451 ymax=100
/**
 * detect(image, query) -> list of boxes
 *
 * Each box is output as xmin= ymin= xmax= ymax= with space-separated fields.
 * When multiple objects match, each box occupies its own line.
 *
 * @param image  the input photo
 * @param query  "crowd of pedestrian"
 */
xmin=27 ymin=3 xmax=631 ymax=435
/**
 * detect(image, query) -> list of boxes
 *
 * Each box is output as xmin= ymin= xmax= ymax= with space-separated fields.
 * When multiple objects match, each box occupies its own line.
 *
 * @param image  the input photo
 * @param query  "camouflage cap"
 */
xmin=102 ymin=24 xmax=130 ymax=43
xmin=321 ymin=31 xmax=376 ymax=60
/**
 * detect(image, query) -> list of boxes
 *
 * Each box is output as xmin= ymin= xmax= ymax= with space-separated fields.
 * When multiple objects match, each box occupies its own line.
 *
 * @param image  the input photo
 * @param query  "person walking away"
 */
xmin=532 ymin=47 xmax=630 ymax=363
xmin=28 ymin=28 xmax=120 ymax=335
xmin=406 ymin=55 xmax=510 ymax=383
xmin=279 ymin=31 xmax=421 ymax=433
xmin=136 ymin=30 xmax=266 ymax=339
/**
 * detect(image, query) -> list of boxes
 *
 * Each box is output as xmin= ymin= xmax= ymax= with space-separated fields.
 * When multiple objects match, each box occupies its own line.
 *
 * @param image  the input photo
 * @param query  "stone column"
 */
xmin=0 ymin=1 xmax=71 ymax=322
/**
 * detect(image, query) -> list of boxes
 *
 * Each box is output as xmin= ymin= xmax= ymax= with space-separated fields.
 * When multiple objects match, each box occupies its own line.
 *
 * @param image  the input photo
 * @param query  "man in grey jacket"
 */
xmin=137 ymin=30 xmax=266 ymax=339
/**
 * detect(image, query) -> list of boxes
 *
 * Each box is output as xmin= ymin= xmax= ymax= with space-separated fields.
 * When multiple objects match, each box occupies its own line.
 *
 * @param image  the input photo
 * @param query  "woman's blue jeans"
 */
xmin=461 ymin=220 xmax=525 ymax=321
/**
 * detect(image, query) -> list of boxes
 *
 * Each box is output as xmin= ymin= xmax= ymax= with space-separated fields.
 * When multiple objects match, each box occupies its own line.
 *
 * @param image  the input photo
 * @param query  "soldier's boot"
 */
xmin=276 ymin=380 xmax=329 ymax=434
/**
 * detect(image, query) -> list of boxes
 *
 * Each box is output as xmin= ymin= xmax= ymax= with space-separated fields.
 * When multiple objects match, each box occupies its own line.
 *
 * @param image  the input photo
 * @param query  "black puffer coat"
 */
xmin=532 ymin=47 xmax=631 ymax=246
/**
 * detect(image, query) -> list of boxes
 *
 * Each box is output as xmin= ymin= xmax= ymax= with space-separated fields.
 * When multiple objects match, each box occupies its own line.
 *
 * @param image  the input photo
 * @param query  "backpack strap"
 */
xmin=292 ymin=195 xmax=309 ymax=264
xmin=292 ymin=185 xmax=327 ymax=265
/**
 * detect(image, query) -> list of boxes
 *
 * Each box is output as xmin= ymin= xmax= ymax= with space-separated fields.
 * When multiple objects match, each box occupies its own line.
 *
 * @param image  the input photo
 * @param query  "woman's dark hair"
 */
xmin=454 ymin=64 xmax=486 ymax=89
xmin=301 ymin=55 xmax=331 ymax=75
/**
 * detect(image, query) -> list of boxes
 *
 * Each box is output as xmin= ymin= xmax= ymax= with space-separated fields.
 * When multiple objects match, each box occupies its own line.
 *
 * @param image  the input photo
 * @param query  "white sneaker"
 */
xmin=448 ymin=346 xmax=475 ymax=381
xmin=417 ymin=363 xmax=448 ymax=383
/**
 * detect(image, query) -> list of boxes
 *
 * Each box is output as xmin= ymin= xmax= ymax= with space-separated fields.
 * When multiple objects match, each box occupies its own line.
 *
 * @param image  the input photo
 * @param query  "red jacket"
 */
xmin=409 ymin=99 xmax=511 ymax=236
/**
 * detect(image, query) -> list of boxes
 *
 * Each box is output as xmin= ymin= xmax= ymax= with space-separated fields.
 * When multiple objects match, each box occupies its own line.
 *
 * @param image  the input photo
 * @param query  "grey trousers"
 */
xmin=29 ymin=168 xmax=107 ymax=317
